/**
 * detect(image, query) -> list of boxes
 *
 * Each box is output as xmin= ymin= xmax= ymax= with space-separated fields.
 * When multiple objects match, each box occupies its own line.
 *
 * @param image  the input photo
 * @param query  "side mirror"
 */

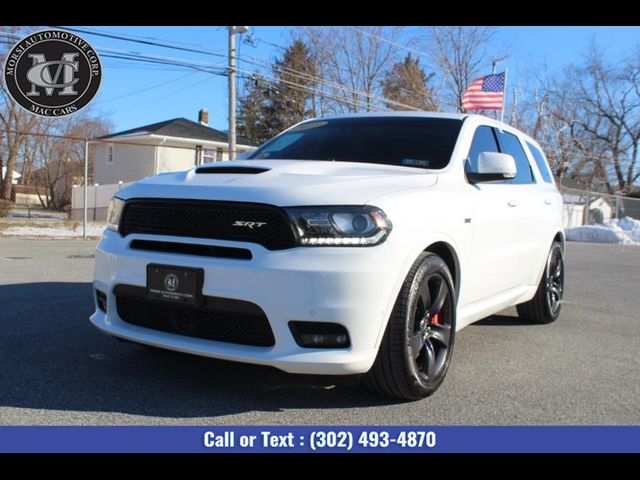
xmin=467 ymin=152 xmax=517 ymax=183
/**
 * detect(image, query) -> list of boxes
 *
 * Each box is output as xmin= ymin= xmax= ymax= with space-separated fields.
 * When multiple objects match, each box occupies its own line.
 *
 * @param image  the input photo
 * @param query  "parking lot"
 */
xmin=0 ymin=238 xmax=638 ymax=425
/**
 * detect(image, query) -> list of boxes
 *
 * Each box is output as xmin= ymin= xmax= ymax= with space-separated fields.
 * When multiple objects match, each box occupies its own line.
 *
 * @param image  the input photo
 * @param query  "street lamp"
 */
xmin=228 ymin=26 xmax=249 ymax=161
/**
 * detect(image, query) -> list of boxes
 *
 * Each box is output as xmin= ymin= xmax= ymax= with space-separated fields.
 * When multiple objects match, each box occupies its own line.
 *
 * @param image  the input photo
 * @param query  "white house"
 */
xmin=588 ymin=197 xmax=614 ymax=224
xmin=1 ymin=166 xmax=21 ymax=184
xmin=562 ymin=193 xmax=615 ymax=228
xmin=92 ymin=109 xmax=257 ymax=185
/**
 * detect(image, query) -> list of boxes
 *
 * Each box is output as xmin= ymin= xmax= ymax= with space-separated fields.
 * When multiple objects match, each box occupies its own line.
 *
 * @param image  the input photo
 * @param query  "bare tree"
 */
xmin=0 ymin=89 xmax=40 ymax=200
xmin=558 ymin=44 xmax=640 ymax=193
xmin=298 ymin=26 xmax=405 ymax=113
xmin=518 ymin=43 xmax=640 ymax=193
xmin=429 ymin=26 xmax=501 ymax=111
xmin=28 ymin=111 xmax=111 ymax=209
xmin=0 ymin=26 xmax=40 ymax=200
xmin=520 ymin=71 xmax=585 ymax=183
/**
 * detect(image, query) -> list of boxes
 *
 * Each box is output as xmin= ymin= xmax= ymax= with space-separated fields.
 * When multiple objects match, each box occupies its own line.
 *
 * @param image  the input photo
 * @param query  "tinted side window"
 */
xmin=526 ymin=141 xmax=553 ymax=183
xmin=467 ymin=126 xmax=499 ymax=173
xmin=496 ymin=130 xmax=535 ymax=184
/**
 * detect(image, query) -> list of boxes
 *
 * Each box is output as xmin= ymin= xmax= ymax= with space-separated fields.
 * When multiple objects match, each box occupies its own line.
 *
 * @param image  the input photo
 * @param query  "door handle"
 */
xmin=544 ymin=199 xmax=553 ymax=205
xmin=508 ymin=200 xmax=518 ymax=207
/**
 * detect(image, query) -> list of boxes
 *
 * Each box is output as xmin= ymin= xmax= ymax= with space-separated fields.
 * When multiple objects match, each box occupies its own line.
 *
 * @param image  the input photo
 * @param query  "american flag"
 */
xmin=462 ymin=72 xmax=505 ymax=111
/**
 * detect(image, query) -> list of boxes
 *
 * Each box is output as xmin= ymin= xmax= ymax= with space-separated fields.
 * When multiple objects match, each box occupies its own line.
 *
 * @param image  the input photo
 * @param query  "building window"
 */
xmin=106 ymin=144 xmax=114 ymax=165
xmin=216 ymin=147 xmax=224 ymax=161
xmin=203 ymin=148 xmax=215 ymax=164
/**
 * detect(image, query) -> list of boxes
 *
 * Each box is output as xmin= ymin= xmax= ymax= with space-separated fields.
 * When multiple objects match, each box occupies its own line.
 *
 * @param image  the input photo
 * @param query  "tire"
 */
xmin=363 ymin=252 xmax=456 ymax=400
xmin=516 ymin=241 xmax=564 ymax=324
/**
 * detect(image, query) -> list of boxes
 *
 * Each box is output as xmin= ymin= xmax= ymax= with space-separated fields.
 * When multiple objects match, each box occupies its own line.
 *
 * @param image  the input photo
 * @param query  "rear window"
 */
xmin=248 ymin=117 xmax=463 ymax=170
xmin=526 ymin=141 xmax=554 ymax=183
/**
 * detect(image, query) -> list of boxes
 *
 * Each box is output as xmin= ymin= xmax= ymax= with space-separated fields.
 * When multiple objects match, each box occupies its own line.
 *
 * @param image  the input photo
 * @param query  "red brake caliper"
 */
xmin=431 ymin=313 xmax=440 ymax=325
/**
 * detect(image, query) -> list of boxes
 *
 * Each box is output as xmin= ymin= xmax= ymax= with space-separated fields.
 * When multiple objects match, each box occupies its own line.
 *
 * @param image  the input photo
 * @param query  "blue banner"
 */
xmin=0 ymin=426 xmax=638 ymax=453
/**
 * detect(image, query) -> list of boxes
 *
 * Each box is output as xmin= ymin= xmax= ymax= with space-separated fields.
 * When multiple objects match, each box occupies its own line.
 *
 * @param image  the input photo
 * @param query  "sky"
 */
xmin=58 ymin=26 xmax=640 ymax=134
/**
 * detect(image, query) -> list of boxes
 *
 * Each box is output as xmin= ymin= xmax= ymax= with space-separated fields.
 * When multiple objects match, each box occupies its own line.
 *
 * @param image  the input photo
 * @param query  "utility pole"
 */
xmin=228 ymin=26 xmax=249 ymax=161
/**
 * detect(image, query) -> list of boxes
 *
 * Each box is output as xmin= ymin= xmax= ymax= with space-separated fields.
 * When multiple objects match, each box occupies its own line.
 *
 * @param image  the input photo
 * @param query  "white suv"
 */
xmin=92 ymin=112 xmax=564 ymax=400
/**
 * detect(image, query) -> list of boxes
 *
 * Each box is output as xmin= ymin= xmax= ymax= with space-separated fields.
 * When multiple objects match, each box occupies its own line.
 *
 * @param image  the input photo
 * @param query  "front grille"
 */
xmin=119 ymin=199 xmax=297 ymax=250
xmin=115 ymin=286 xmax=275 ymax=347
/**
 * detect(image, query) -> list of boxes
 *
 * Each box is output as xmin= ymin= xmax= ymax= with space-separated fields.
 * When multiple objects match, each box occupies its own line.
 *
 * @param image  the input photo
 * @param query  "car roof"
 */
xmin=296 ymin=111 xmax=538 ymax=146
xmin=310 ymin=111 xmax=517 ymax=131
xmin=316 ymin=111 xmax=469 ymax=121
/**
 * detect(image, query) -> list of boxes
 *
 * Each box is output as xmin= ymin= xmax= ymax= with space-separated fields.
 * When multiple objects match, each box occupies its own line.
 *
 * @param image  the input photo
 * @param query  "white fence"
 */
xmin=70 ymin=181 xmax=132 ymax=221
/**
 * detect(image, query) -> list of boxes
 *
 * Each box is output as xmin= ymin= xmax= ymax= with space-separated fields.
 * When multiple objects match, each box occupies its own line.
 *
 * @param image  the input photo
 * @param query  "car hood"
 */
xmin=118 ymin=160 xmax=438 ymax=206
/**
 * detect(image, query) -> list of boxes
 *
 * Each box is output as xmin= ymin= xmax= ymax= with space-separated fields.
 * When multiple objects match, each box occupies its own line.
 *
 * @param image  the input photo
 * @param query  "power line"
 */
xmin=12 ymin=27 xmax=412 ymax=111
xmin=94 ymin=72 xmax=197 ymax=104
xmin=89 ymin=35 xmax=397 ymax=111
xmin=52 ymin=26 xmax=228 ymax=60
xmin=348 ymin=26 xmax=431 ymax=60
xmin=99 ymin=52 xmax=225 ymax=75
xmin=243 ymin=32 xmax=422 ymax=111
xmin=99 ymin=63 xmax=197 ymax=72
xmin=2 ymin=29 xmax=418 ymax=113
xmin=2 ymin=28 xmax=417 ymax=111
xmin=0 ymin=31 xmax=227 ymax=75
xmin=238 ymin=53 xmax=421 ymax=111
xmin=254 ymin=37 xmax=287 ymax=51
xmin=114 ymin=75 xmax=217 ymax=114
xmin=57 ymin=25 xmax=210 ymax=49
xmin=235 ymin=66 xmax=381 ymax=112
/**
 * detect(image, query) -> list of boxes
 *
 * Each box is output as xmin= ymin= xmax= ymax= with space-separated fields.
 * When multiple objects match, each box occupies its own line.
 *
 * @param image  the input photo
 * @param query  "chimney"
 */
xmin=198 ymin=108 xmax=209 ymax=126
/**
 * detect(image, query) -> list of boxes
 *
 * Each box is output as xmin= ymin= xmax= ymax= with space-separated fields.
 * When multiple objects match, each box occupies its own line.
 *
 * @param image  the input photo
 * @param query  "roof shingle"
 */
xmin=98 ymin=117 xmax=257 ymax=146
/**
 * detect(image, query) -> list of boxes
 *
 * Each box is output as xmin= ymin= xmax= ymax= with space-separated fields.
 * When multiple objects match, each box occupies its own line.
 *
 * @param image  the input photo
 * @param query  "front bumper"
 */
xmin=90 ymin=230 xmax=405 ymax=375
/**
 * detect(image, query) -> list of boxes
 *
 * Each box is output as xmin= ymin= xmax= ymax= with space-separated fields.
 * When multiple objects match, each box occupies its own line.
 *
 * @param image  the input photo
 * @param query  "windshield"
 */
xmin=248 ymin=117 xmax=463 ymax=170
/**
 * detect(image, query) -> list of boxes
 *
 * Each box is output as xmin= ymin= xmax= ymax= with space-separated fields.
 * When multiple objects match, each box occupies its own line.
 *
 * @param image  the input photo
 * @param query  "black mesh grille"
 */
xmin=115 ymin=290 xmax=275 ymax=347
xmin=119 ymin=199 xmax=297 ymax=250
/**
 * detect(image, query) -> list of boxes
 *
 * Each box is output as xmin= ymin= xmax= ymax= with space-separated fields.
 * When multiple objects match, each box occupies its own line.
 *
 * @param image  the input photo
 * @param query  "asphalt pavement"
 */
xmin=0 ymin=238 xmax=638 ymax=425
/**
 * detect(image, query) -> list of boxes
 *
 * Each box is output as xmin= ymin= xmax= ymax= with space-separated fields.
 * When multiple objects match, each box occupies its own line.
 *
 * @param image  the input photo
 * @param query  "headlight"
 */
xmin=106 ymin=197 xmax=124 ymax=232
xmin=286 ymin=206 xmax=392 ymax=246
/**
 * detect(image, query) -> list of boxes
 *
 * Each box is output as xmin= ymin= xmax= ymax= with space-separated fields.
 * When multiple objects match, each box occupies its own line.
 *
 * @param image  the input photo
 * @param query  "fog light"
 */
xmin=96 ymin=289 xmax=107 ymax=313
xmin=289 ymin=321 xmax=350 ymax=349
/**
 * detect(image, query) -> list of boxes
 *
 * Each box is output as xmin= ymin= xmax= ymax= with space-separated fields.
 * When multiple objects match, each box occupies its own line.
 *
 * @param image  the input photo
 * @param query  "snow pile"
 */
xmin=617 ymin=216 xmax=640 ymax=243
xmin=566 ymin=216 xmax=640 ymax=245
xmin=1 ymin=224 xmax=106 ymax=238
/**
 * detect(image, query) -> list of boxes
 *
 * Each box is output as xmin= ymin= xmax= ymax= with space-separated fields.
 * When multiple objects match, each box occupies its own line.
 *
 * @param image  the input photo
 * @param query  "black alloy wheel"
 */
xmin=546 ymin=245 xmax=564 ymax=317
xmin=363 ymin=252 xmax=456 ymax=400
xmin=410 ymin=271 xmax=454 ymax=383
xmin=517 ymin=241 xmax=564 ymax=324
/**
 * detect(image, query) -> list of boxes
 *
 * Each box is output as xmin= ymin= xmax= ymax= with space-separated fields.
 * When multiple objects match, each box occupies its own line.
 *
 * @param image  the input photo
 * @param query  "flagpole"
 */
xmin=500 ymin=68 xmax=508 ymax=124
